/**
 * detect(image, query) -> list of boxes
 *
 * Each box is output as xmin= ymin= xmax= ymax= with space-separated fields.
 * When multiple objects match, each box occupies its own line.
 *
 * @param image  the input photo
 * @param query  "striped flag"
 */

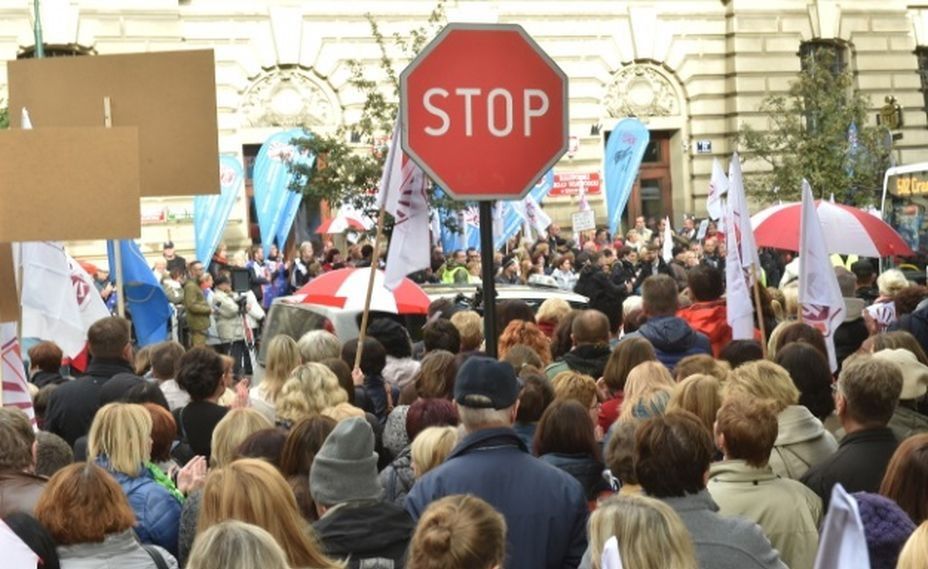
xmin=1 ymin=322 xmax=35 ymax=426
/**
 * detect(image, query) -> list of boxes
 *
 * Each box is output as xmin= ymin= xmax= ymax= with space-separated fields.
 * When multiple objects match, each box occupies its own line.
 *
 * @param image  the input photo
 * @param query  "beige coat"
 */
xmin=708 ymin=460 xmax=822 ymax=569
xmin=768 ymin=405 xmax=838 ymax=480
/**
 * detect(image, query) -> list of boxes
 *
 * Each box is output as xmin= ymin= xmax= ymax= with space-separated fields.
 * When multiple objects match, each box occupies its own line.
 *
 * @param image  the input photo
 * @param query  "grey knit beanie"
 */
xmin=309 ymin=416 xmax=382 ymax=506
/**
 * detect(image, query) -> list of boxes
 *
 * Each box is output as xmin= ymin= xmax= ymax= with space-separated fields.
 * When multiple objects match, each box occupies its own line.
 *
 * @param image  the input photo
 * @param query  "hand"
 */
xmin=231 ymin=379 xmax=250 ymax=409
xmin=176 ymin=456 xmax=208 ymax=494
xmin=595 ymin=377 xmax=611 ymax=404
xmin=352 ymin=367 xmax=364 ymax=387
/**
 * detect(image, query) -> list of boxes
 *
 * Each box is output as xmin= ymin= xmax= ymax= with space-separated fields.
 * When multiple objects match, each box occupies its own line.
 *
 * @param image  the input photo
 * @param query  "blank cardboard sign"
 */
xmin=8 ymin=49 xmax=219 ymax=197
xmin=0 ymin=127 xmax=141 ymax=242
xmin=0 ymin=243 xmax=18 ymax=322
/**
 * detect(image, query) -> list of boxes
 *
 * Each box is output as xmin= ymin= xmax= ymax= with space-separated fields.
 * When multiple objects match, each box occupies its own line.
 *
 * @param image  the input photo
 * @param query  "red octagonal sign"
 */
xmin=400 ymin=23 xmax=568 ymax=200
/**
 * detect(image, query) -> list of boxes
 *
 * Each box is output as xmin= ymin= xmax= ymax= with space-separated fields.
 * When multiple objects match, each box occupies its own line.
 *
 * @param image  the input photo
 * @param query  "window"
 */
xmin=916 ymin=46 xmax=928 ymax=120
xmin=799 ymin=40 xmax=847 ymax=75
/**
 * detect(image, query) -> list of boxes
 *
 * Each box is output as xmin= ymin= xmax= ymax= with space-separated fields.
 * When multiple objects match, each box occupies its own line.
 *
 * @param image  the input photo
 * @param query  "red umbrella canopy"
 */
xmin=750 ymin=201 xmax=913 ymax=257
xmin=293 ymin=268 xmax=429 ymax=315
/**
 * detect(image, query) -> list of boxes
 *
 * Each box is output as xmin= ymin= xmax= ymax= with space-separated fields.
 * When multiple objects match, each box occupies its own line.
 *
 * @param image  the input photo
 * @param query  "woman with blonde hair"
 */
xmin=667 ymin=374 xmax=722 ymax=436
xmin=599 ymin=337 xmax=657 ymax=431
xmin=251 ymin=335 xmax=301 ymax=421
xmin=898 ymin=521 xmax=928 ymax=569
xmin=619 ymin=362 xmax=674 ymax=422
xmin=497 ymin=319 xmax=552 ymax=365
xmin=88 ymin=403 xmax=196 ymax=556
xmin=536 ymin=298 xmax=571 ymax=338
xmin=410 ymin=426 xmax=459 ymax=478
xmin=588 ymin=494 xmax=698 ymax=569
xmin=198 ymin=459 xmax=341 ymax=569
xmin=406 ymin=494 xmax=506 ymax=569
xmin=725 ymin=360 xmax=837 ymax=479
xmin=210 ymin=408 xmax=274 ymax=468
xmin=276 ymin=363 xmax=349 ymax=428
xmin=187 ymin=521 xmax=291 ymax=569
xmin=36 ymin=462 xmax=177 ymax=569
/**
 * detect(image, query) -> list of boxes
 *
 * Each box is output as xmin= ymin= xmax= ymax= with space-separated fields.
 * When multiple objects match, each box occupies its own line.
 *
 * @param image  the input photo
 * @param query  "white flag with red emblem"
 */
xmin=1 ymin=322 xmax=36 ymax=426
xmin=378 ymin=124 xmax=431 ymax=291
xmin=707 ymin=158 xmax=728 ymax=220
xmin=799 ymin=180 xmax=845 ymax=371
xmin=725 ymin=200 xmax=755 ymax=340
xmin=728 ymin=154 xmax=761 ymax=282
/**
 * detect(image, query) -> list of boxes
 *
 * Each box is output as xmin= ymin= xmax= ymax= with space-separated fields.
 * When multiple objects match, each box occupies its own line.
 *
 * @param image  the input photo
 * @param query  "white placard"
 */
xmin=572 ymin=209 xmax=596 ymax=233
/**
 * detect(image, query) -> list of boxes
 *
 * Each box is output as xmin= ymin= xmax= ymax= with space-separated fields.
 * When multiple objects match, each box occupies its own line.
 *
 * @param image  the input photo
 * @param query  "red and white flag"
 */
xmin=524 ymin=195 xmax=552 ymax=236
xmin=728 ymin=154 xmax=761 ymax=281
xmin=724 ymin=200 xmax=755 ymax=340
xmin=799 ymin=179 xmax=845 ymax=371
xmin=707 ymin=158 xmax=728 ymax=220
xmin=377 ymin=124 xmax=431 ymax=291
xmin=661 ymin=217 xmax=674 ymax=263
xmin=66 ymin=253 xmax=111 ymax=333
xmin=1 ymin=322 xmax=36 ymax=426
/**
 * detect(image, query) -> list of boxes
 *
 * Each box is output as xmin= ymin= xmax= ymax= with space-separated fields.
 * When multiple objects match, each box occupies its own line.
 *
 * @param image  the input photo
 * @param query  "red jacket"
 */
xmin=677 ymin=300 xmax=731 ymax=357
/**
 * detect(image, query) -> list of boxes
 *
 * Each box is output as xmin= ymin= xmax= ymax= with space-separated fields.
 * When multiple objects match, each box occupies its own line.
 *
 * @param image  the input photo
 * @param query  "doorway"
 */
xmin=626 ymin=131 xmax=674 ymax=231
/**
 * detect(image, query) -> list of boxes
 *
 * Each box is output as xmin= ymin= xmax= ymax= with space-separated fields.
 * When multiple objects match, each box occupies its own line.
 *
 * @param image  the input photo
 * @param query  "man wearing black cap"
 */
xmin=163 ymin=241 xmax=186 ymax=276
xmin=405 ymin=357 xmax=588 ymax=569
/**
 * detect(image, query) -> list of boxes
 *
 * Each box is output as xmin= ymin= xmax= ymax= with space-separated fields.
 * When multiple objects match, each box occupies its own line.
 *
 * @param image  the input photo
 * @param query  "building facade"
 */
xmin=1 ymin=0 xmax=926 ymax=261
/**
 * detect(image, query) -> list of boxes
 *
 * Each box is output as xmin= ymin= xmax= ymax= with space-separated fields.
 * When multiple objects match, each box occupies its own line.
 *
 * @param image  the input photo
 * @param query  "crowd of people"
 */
xmin=9 ymin=213 xmax=928 ymax=569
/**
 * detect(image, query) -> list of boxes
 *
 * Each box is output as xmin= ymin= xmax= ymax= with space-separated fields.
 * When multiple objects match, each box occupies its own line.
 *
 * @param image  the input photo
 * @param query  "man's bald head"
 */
xmin=571 ymin=310 xmax=611 ymax=346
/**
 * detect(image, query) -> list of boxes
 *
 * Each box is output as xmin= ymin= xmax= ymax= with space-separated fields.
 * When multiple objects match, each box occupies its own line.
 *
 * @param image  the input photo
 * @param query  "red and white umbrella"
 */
xmin=292 ymin=268 xmax=429 ymax=314
xmin=315 ymin=214 xmax=371 ymax=234
xmin=751 ymin=200 xmax=913 ymax=257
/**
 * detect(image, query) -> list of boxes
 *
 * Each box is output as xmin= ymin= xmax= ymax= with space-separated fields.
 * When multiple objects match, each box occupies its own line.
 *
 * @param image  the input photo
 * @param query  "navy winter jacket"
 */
xmin=624 ymin=315 xmax=711 ymax=372
xmin=406 ymin=428 xmax=589 ymax=569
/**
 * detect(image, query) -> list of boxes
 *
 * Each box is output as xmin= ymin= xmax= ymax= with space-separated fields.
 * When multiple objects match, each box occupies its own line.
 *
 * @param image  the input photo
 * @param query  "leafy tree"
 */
xmin=288 ymin=1 xmax=464 ymax=234
xmin=738 ymin=49 xmax=890 ymax=206
xmin=0 ymin=105 xmax=8 ymax=129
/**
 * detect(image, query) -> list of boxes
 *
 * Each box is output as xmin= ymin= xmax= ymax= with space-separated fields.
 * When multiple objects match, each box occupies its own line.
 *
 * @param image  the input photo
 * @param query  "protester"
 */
xmin=279 ymin=416 xmax=337 ymax=522
xmin=719 ymin=339 xmax=764 ymax=369
xmin=186 ymin=521 xmax=290 ymax=569
xmin=410 ymin=425 xmax=458 ymax=478
xmin=588 ymin=494 xmax=699 ymax=569
xmin=36 ymin=463 xmax=177 ymax=569
xmin=725 ymin=360 xmax=838 ymax=480
xmin=854 ymin=491 xmax=916 ymax=569
xmin=368 ymin=318 xmax=420 ymax=390
xmin=598 ymin=337 xmax=656 ymax=432
xmin=574 ymin=253 xmax=626 ymax=336
xmin=666 ymin=374 xmax=722 ymax=438
xmin=386 ymin=350 xmax=457 ymax=454
xmin=184 ymin=261 xmax=213 ymax=348
xmin=897 ymin=521 xmax=928 ymax=569
xmin=406 ymin=357 xmax=589 ymax=569
xmin=421 ymin=319 xmax=462 ymax=355
xmin=34 ymin=431 xmax=73 ymax=479
xmin=406 ymin=494 xmax=506 ymax=569
xmin=0 ymin=408 xmax=46 ymax=517
xmin=173 ymin=348 xmax=230 ymax=463
xmin=27 ymin=341 xmax=66 ymax=387
xmin=604 ymin=420 xmax=641 ymax=495
xmin=545 ymin=310 xmax=611 ymax=379
xmin=801 ymin=356 xmax=902 ymax=508
xmin=622 ymin=275 xmax=711 ymax=371
xmin=497 ymin=320 xmax=552 ymax=366
xmin=835 ymin=267 xmax=869 ymax=366
xmin=151 ymin=341 xmax=189 ymax=411
xmin=773 ymin=342 xmax=835 ymax=425
xmin=708 ymin=396 xmax=822 ymax=569
xmin=275 ymin=363 xmax=349 ymax=428
xmin=45 ymin=317 xmax=142 ymax=446
xmin=310 ymin=417 xmax=415 ymax=567
xmin=880 ymin=433 xmax=928 ymax=525
xmin=619 ymin=361 xmax=674 ymax=423
xmin=297 ymin=330 xmax=341 ymax=364
xmin=341 ymin=337 xmax=397 ymax=423
xmin=450 ymin=310 xmax=484 ymax=353
xmin=534 ymin=399 xmax=610 ymax=502
xmin=872 ymin=348 xmax=928 ymax=440
xmin=634 ymin=411 xmax=786 ymax=569
xmin=209 ymin=409 xmax=273 ymax=468
xmin=512 ymin=370 xmax=555 ymax=449
xmin=143 ymin=403 xmax=179 ymax=475
xmin=250 ymin=335 xmax=300 ymax=421
xmin=677 ymin=265 xmax=732 ymax=356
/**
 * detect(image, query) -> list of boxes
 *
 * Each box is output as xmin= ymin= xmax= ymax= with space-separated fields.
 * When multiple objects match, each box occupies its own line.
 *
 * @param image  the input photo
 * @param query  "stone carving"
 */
xmin=241 ymin=67 xmax=338 ymax=128
xmin=604 ymin=65 xmax=680 ymax=118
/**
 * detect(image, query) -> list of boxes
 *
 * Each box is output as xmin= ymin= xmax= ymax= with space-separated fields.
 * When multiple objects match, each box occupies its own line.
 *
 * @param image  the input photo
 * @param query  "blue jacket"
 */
xmin=624 ymin=316 xmax=711 ymax=372
xmin=406 ymin=428 xmax=589 ymax=569
xmin=98 ymin=458 xmax=182 ymax=556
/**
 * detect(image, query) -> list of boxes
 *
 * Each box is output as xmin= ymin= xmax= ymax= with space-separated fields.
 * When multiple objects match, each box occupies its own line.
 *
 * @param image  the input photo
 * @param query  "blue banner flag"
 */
xmin=253 ymin=129 xmax=315 ymax=257
xmin=604 ymin=119 xmax=650 ymax=237
xmin=194 ymin=155 xmax=244 ymax=266
xmin=107 ymin=240 xmax=171 ymax=347
xmin=494 ymin=170 xmax=554 ymax=250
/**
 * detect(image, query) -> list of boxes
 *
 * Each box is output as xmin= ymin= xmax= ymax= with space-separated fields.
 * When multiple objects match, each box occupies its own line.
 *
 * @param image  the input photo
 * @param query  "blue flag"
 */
xmin=604 ymin=119 xmax=650 ymax=237
xmin=494 ymin=170 xmax=555 ymax=250
xmin=107 ymin=240 xmax=171 ymax=347
xmin=194 ymin=155 xmax=244 ymax=266
xmin=253 ymin=129 xmax=315 ymax=257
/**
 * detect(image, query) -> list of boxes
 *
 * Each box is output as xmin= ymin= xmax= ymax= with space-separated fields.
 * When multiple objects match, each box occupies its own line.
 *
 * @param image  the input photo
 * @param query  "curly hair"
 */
xmin=497 ymin=320 xmax=552 ymax=365
xmin=276 ymin=363 xmax=348 ymax=423
xmin=176 ymin=347 xmax=225 ymax=401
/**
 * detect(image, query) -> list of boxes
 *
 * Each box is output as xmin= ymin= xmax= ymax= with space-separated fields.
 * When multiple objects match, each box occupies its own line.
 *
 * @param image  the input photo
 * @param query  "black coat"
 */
xmin=800 ymin=427 xmax=898 ymax=510
xmin=892 ymin=307 xmax=928 ymax=358
xmin=43 ymin=358 xmax=140 ymax=447
xmin=313 ymin=501 xmax=414 ymax=569
xmin=574 ymin=265 xmax=626 ymax=333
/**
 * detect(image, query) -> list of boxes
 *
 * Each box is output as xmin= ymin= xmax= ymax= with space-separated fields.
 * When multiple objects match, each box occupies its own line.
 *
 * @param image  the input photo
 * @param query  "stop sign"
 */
xmin=400 ymin=24 xmax=568 ymax=200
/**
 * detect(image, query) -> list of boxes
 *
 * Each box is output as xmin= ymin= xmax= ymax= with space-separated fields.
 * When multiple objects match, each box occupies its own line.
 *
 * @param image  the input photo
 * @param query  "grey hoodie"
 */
xmin=768 ymin=405 xmax=838 ymax=480
xmin=57 ymin=530 xmax=178 ymax=569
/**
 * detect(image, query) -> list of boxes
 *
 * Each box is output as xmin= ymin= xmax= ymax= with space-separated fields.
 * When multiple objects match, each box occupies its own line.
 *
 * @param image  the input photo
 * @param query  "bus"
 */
xmin=881 ymin=162 xmax=928 ymax=267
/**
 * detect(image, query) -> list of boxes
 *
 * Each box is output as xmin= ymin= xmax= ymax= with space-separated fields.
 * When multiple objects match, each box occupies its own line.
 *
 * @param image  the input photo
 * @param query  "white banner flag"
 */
xmin=707 ymin=158 xmax=728 ymax=220
xmin=20 ymin=242 xmax=88 ymax=358
xmin=799 ymin=180 xmax=845 ymax=371
xmin=66 ymin=254 xmax=111 ymax=333
xmin=725 ymin=201 xmax=755 ymax=340
xmin=1 ymin=322 xmax=36 ymax=426
xmin=728 ymin=154 xmax=761 ymax=280
xmin=378 ymin=125 xmax=431 ymax=290
xmin=524 ymin=195 xmax=552 ymax=236
xmin=662 ymin=217 xmax=674 ymax=263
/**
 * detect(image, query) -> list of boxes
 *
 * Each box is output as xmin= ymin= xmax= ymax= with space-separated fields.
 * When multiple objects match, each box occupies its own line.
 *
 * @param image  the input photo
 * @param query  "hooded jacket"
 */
xmin=313 ymin=500 xmax=414 ymax=569
xmin=623 ymin=316 xmax=711 ymax=372
xmin=406 ymin=427 xmax=589 ymax=569
xmin=888 ymin=404 xmax=928 ymax=441
xmin=677 ymin=300 xmax=732 ymax=357
xmin=544 ymin=344 xmax=613 ymax=380
xmin=834 ymin=297 xmax=868 ymax=368
xmin=708 ymin=460 xmax=822 ymax=569
xmin=56 ymin=530 xmax=178 ymax=569
xmin=378 ymin=447 xmax=416 ymax=507
xmin=768 ymin=405 xmax=839 ymax=480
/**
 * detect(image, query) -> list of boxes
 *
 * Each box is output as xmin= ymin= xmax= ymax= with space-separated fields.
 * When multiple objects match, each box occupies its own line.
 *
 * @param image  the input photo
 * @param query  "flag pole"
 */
xmin=751 ymin=265 xmax=768 ymax=358
xmin=102 ymin=96 xmax=126 ymax=318
xmin=33 ymin=0 xmax=44 ymax=58
xmin=354 ymin=208 xmax=387 ymax=371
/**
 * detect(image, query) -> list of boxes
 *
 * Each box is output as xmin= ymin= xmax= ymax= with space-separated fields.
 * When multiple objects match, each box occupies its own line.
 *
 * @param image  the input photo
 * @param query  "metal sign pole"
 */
xmin=478 ymin=201 xmax=497 ymax=357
